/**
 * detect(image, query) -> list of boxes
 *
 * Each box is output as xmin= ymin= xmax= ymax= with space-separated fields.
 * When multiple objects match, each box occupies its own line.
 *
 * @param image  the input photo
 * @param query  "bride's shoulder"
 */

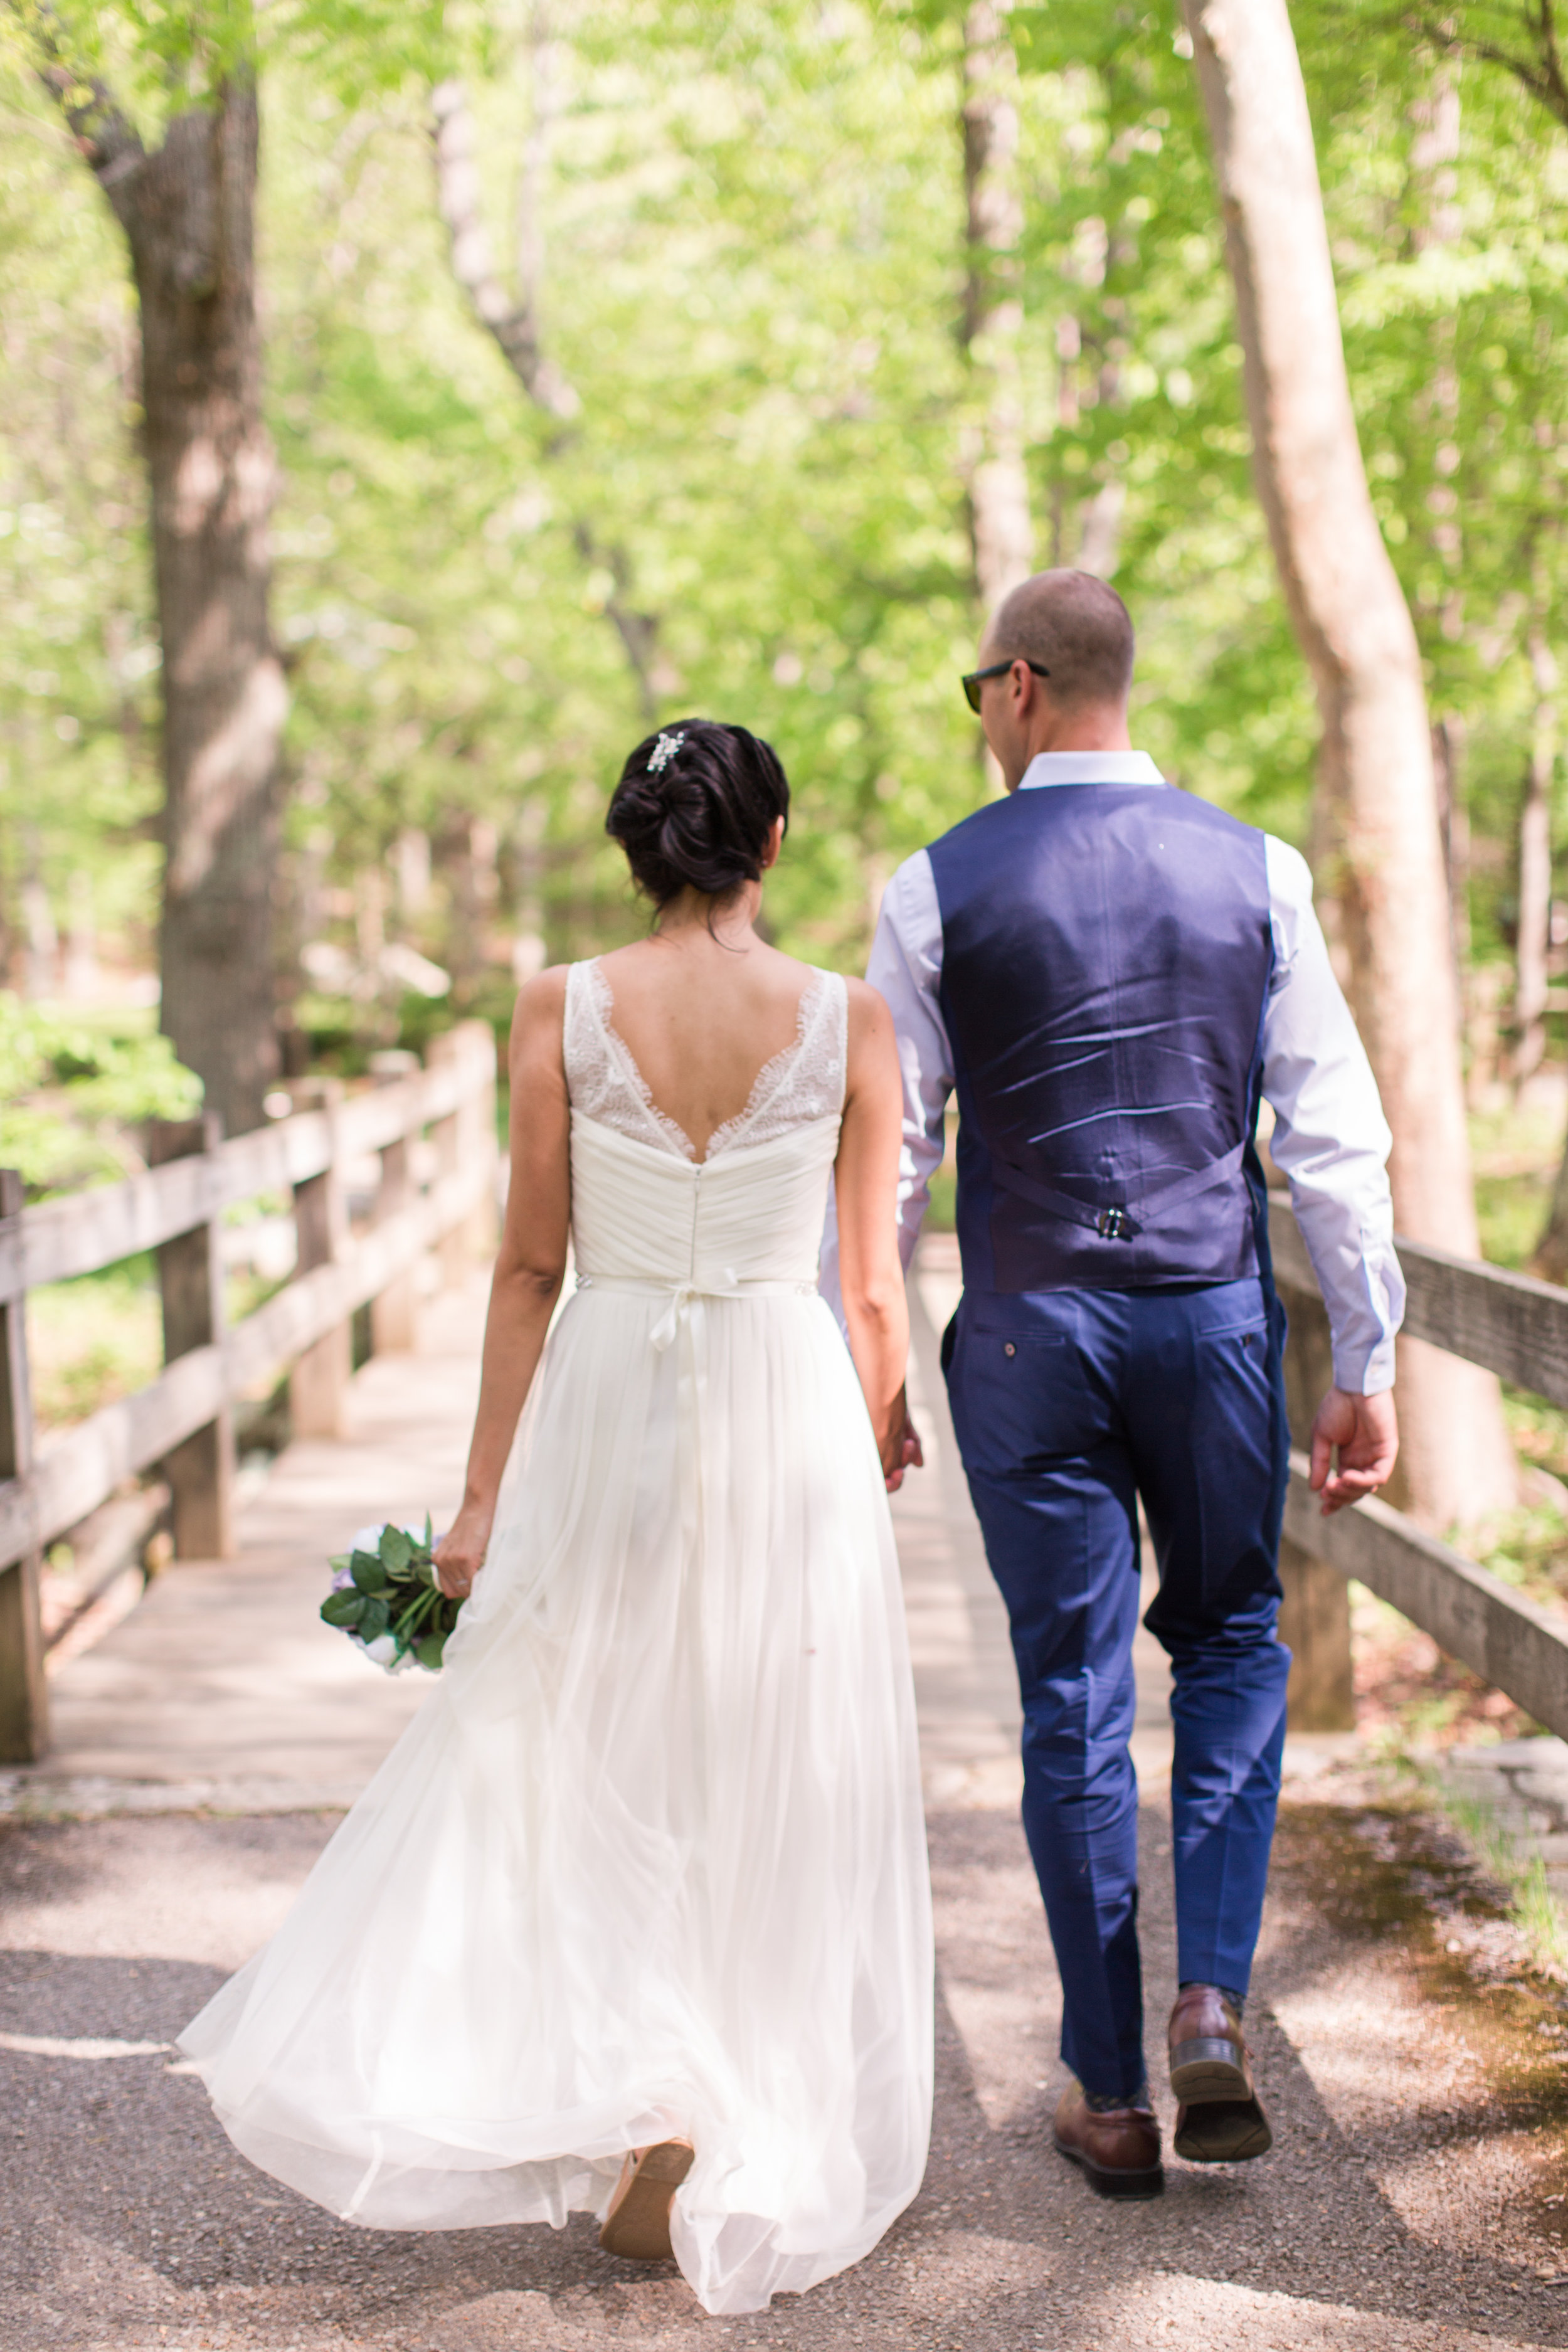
xmin=842 ymin=975 xmax=897 ymax=1053
xmin=768 ymin=950 xmax=846 ymax=1000
xmin=507 ymin=965 xmax=573 ymax=1066
xmin=513 ymin=963 xmax=573 ymax=1017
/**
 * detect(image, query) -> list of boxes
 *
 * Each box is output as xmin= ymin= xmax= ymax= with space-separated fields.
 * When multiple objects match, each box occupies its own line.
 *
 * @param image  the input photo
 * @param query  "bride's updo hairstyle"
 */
xmin=606 ymin=720 xmax=790 ymax=909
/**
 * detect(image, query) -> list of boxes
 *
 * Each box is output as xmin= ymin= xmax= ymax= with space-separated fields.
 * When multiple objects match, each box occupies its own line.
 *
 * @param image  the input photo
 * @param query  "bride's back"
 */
xmin=596 ymin=933 xmax=822 ymax=1164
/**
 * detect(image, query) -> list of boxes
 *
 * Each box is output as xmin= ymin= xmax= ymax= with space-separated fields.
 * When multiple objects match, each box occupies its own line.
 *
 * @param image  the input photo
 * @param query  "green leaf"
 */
xmin=414 ymin=1629 xmax=447 ymax=1670
xmin=379 ymin=1524 xmax=415 ymax=1574
xmin=357 ymin=1595 xmax=391 ymax=1641
xmin=351 ymin=1547 xmax=388 ymax=1594
xmin=423 ymin=1512 xmax=433 ymax=1550
xmin=321 ymin=1589 xmax=366 ymax=1627
xmin=328 ymin=1554 xmax=352 ymax=1574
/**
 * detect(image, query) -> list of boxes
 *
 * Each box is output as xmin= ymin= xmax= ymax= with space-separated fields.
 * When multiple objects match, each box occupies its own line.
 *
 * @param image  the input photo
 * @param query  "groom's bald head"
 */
xmin=983 ymin=570 xmax=1135 ymax=711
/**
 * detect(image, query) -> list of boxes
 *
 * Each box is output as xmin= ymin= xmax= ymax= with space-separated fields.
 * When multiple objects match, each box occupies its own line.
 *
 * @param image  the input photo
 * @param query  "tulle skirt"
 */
xmin=177 ymin=1286 xmax=934 ymax=2315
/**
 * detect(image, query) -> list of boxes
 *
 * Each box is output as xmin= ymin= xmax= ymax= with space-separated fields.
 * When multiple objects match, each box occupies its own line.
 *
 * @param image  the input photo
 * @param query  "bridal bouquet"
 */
xmin=319 ymin=1519 xmax=462 ymax=1673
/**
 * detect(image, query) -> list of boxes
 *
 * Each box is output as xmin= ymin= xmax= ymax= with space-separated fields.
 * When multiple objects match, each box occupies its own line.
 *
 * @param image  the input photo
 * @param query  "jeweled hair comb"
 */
xmin=647 ymin=731 xmax=686 ymax=775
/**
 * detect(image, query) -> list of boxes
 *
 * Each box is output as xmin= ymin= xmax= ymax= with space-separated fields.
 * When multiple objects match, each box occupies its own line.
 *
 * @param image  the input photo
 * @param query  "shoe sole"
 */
xmin=598 ymin=2140 xmax=695 ymax=2260
xmin=1170 ymin=2037 xmax=1253 ymax=2104
xmin=1173 ymin=2099 xmax=1273 ymax=2163
xmin=1052 ymin=2131 xmax=1165 ymax=2201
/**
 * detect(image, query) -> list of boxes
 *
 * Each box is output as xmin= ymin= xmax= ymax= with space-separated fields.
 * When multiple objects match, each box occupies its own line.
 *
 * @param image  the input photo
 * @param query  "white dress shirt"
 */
xmin=822 ymin=751 xmax=1406 ymax=1394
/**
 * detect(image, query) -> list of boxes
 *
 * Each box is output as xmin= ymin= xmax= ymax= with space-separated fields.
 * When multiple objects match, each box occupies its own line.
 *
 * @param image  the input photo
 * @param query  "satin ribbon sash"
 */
xmin=573 ymin=1274 xmax=820 ymax=1581
xmin=575 ymin=1273 xmax=819 ymax=1352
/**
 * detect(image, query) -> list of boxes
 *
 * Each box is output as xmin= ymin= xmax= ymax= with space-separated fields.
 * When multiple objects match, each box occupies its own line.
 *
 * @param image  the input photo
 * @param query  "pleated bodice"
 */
xmin=569 ymin=1114 xmax=842 ymax=1293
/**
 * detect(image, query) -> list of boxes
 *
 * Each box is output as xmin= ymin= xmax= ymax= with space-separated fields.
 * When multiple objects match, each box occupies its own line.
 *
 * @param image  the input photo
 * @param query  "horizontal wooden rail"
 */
xmin=0 ymin=1158 xmax=490 ymax=1570
xmin=0 ymin=1019 xmax=499 ymax=1763
xmin=0 ymin=1025 xmax=494 ymax=1303
xmin=1269 ymin=1187 xmax=1568 ymax=1738
xmin=1269 ymin=1193 xmax=1568 ymax=1409
xmin=1283 ymin=1453 xmax=1568 ymax=1744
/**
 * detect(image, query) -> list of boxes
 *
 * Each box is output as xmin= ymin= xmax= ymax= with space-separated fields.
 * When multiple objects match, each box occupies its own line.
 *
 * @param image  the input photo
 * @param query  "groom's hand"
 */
xmin=882 ymin=1407 xmax=924 ymax=1493
xmin=1309 ymin=1386 xmax=1399 ymax=1515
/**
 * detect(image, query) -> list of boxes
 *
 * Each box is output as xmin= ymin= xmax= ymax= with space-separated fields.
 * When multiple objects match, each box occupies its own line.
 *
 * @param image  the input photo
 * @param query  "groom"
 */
xmin=854 ymin=569 xmax=1403 ymax=2196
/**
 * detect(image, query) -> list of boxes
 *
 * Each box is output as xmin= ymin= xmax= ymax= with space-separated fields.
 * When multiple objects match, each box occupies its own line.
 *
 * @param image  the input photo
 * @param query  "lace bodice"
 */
xmin=563 ymin=959 xmax=847 ymax=1162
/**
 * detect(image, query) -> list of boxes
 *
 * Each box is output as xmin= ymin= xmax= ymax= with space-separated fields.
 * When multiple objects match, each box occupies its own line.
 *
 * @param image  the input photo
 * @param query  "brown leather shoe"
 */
xmin=1052 ymin=2081 xmax=1163 ymax=2200
xmin=1168 ymin=1986 xmax=1272 ymax=2163
xmin=598 ymin=2138 xmax=694 ymax=2260
xmin=1173 ymin=2097 xmax=1273 ymax=2162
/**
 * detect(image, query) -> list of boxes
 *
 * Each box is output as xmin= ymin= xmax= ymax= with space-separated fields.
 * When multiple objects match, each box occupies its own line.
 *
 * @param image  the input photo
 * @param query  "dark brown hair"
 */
xmin=606 ymin=720 xmax=790 ymax=906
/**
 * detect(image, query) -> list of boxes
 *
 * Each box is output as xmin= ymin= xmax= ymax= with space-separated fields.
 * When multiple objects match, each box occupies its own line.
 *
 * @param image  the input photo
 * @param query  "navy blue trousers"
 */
xmin=943 ymin=1276 xmax=1291 ymax=2104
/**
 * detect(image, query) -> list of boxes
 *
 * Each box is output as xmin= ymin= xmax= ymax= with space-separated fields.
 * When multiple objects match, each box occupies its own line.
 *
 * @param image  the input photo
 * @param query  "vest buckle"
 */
xmin=1096 ymin=1205 xmax=1135 ymax=1241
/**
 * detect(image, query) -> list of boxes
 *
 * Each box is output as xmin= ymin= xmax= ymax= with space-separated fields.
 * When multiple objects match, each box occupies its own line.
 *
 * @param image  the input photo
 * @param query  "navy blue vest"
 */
xmin=927 ymin=783 xmax=1274 ymax=1294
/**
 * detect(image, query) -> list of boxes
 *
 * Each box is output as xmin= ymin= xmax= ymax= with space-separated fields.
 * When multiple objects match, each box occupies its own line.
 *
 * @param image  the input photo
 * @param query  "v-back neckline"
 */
xmin=588 ymin=958 xmax=825 ymax=1166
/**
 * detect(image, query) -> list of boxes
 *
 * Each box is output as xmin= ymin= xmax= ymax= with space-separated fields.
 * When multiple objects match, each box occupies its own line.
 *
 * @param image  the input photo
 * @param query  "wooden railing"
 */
xmin=1270 ymin=1195 xmax=1568 ymax=1740
xmin=0 ymin=1020 xmax=499 ymax=1765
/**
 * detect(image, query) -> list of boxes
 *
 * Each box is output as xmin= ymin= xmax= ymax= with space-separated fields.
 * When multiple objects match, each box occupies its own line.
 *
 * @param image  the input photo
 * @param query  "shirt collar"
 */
xmin=1017 ymin=750 xmax=1166 ymax=790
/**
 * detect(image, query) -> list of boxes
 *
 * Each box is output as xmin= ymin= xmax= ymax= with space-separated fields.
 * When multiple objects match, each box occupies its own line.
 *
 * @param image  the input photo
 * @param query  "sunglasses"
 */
xmin=961 ymin=657 xmax=1051 ymax=714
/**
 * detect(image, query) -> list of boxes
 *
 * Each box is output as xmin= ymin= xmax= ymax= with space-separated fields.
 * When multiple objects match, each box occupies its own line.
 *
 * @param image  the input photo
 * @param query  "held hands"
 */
xmin=433 ymin=1498 xmax=495 ymax=1599
xmin=1308 ymin=1386 xmax=1399 ymax=1517
xmin=881 ymin=1397 xmax=924 ymax=1494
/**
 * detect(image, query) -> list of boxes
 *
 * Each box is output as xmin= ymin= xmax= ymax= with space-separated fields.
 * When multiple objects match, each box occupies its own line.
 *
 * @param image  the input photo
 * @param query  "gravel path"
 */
xmin=6 ymin=1783 xmax=1568 ymax=2352
xmin=6 ymin=1266 xmax=1568 ymax=2348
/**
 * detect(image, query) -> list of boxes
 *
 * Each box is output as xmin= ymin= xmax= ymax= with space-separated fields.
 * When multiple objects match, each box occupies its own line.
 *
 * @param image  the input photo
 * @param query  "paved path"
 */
xmin=4 ymin=1254 xmax=1568 ymax=2349
xmin=2 ymin=1285 xmax=484 ymax=1814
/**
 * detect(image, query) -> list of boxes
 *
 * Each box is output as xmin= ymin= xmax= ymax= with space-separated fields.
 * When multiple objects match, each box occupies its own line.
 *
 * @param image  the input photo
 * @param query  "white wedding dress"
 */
xmin=179 ymin=960 xmax=934 ymax=2317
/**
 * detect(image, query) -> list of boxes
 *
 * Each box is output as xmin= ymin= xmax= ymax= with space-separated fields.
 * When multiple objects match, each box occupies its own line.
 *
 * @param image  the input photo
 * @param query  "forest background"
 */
xmin=8 ymin=0 xmax=1568 ymax=1582
xmin=13 ymin=0 xmax=1564 ymax=1119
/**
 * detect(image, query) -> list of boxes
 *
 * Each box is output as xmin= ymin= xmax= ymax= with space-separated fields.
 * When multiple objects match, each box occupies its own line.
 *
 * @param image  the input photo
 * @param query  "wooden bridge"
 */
xmin=4 ymin=1027 xmax=1568 ymax=1766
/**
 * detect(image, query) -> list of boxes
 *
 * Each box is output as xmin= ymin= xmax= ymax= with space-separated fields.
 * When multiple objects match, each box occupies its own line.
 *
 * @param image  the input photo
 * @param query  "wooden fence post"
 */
xmin=460 ymin=1021 xmax=499 ymax=1260
xmin=424 ymin=1024 xmax=499 ymax=1287
xmin=0 ymin=1169 xmax=47 ymax=1762
xmin=425 ymin=1032 xmax=469 ymax=1288
xmin=148 ymin=1114 xmax=237 ymax=1560
xmin=369 ymin=1049 xmax=420 ymax=1353
xmin=289 ymin=1078 xmax=352 ymax=1438
xmin=1278 ymin=1272 xmax=1356 ymax=1730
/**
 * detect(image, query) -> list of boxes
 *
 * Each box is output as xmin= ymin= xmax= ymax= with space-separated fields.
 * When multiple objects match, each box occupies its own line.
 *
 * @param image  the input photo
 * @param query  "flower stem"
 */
xmin=392 ymin=1584 xmax=441 ymax=1656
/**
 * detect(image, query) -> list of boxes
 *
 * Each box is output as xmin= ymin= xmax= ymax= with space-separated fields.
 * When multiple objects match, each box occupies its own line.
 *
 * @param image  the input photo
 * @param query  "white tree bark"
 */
xmin=1183 ymin=0 xmax=1517 ymax=1529
xmin=961 ymin=1 xmax=1032 ymax=612
xmin=431 ymin=68 xmax=664 ymax=717
xmin=1517 ymin=631 xmax=1557 ymax=1085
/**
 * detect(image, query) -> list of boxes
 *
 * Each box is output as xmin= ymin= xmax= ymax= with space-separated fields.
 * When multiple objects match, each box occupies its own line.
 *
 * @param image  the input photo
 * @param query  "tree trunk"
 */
xmin=1183 ymin=0 xmax=1517 ymax=1531
xmin=38 ymin=53 xmax=283 ymax=1135
xmin=1516 ymin=631 xmax=1557 ymax=1086
xmin=960 ymin=0 xmax=1032 ymax=613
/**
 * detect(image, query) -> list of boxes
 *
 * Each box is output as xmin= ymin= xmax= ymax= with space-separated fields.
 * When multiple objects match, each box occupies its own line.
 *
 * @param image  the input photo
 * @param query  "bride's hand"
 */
xmin=434 ymin=1502 xmax=494 ymax=1599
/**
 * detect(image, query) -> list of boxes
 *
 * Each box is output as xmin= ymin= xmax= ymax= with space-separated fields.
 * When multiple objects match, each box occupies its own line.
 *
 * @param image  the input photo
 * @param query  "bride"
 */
xmin=178 ymin=719 xmax=935 ymax=2317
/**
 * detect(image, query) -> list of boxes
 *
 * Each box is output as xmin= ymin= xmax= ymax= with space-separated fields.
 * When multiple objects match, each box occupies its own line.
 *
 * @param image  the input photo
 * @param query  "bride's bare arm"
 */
xmin=434 ymin=969 xmax=572 ymax=1597
xmin=835 ymin=979 xmax=914 ymax=1490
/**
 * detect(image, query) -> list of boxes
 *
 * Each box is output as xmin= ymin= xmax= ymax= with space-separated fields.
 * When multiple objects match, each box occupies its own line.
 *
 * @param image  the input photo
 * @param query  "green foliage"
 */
xmin=4 ymin=0 xmax=448 ymax=130
xmin=0 ymin=995 xmax=201 ymax=1194
xmin=6 ymin=0 xmax=1568 ymax=1032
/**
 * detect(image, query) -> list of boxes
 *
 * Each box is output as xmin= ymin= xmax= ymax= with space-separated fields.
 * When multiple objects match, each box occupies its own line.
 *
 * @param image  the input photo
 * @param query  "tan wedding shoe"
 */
xmin=598 ymin=2137 xmax=695 ymax=2261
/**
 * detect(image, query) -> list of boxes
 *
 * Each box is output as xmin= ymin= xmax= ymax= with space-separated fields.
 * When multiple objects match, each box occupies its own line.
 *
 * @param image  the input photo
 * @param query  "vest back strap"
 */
xmin=987 ymin=1138 xmax=1251 ymax=1242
